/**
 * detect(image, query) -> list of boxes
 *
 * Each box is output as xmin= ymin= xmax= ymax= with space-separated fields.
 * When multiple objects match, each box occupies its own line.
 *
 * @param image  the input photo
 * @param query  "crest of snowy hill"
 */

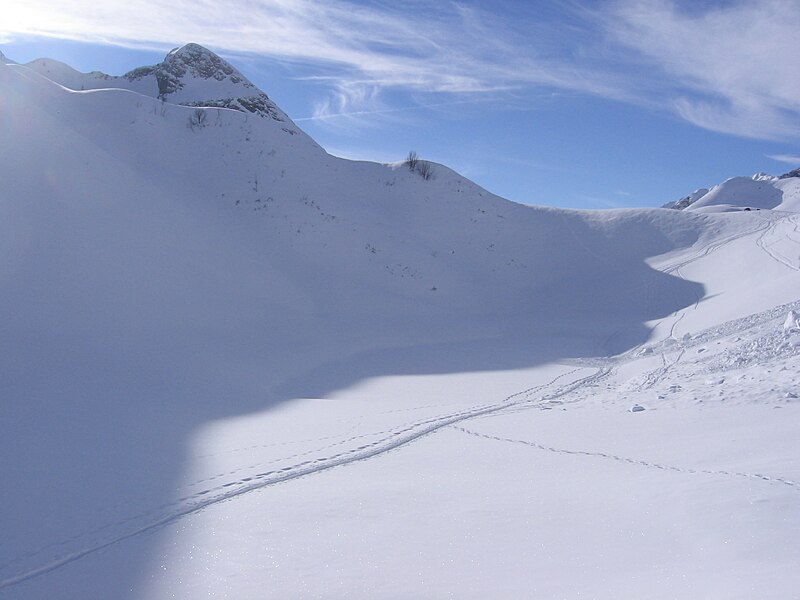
xmin=664 ymin=170 xmax=800 ymax=212
xmin=21 ymin=43 xmax=300 ymax=132
xmin=0 ymin=46 xmax=711 ymax=362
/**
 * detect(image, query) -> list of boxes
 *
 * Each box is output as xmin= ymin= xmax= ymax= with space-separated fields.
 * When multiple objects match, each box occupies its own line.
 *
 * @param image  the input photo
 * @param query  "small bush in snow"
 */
xmin=404 ymin=151 xmax=435 ymax=180
xmin=188 ymin=108 xmax=208 ymax=130
xmin=416 ymin=160 xmax=435 ymax=180
xmin=406 ymin=150 xmax=419 ymax=171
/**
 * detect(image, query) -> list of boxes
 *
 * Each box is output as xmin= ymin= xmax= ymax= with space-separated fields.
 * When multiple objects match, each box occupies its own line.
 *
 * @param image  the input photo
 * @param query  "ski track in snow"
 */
xmin=452 ymin=426 xmax=800 ymax=491
xmin=661 ymin=215 xmax=771 ymax=276
xmin=635 ymin=347 xmax=685 ymax=392
xmin=755 ymin=213 xmax=800 ymax=272
xmin=657 ymin=214 xmax=772 ymax=336
xmin=624 ymin=297 xmax=800 ymax=401
xmin=601 ymin=214 xmax=771 ymax=359
xmin=189 ymin=401 xmax=456 ymax=462
xmin=0 ymin=367 xmax=607 ymax=591
xmin=615 ymin=212 xmax=799 ymax=395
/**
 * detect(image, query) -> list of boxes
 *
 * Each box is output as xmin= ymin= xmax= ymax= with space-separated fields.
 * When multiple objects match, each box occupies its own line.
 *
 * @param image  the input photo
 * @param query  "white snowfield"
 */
xmin=1 ymin=46 xmax=799 ymax=600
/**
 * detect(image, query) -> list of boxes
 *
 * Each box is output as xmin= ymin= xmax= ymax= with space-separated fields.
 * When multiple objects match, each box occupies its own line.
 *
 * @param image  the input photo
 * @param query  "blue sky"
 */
xmin=2 ymin=0 xmax=799 ymax=209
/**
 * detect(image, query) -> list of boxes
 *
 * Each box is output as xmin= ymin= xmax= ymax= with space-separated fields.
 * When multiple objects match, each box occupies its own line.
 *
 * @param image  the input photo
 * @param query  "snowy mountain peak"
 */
xmin=665 ymin=171 xmax=800 ymax=213
xmin=168 ymin=43 xmax=236 ymax=67
xmin=122 ymin=43 xmax=291 ymax=124
xmin=125 ymin=43 xmax=254 ymax=97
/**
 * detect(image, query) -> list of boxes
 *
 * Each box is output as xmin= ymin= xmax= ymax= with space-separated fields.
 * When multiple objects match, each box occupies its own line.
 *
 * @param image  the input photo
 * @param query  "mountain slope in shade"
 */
xmin=1 ymin=45 xmax=799 ymax=600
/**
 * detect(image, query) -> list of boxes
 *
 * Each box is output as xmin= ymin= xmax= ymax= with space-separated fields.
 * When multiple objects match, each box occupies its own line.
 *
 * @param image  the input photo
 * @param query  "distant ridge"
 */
xmin=664 ymin=172 xmax=800 ymax=212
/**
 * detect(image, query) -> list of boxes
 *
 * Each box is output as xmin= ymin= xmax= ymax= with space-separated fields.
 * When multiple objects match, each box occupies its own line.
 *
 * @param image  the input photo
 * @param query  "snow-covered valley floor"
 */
xmin=4 ymin=213 xmax=800 ymax=599
xmin=140 ymin=297 xmax=800 ymax=600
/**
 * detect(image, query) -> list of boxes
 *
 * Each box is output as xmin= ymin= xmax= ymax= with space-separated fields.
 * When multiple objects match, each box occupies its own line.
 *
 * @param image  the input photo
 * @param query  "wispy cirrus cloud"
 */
xmin=0 ymin=1 xmax=642 ymax=117
xmin=0 ymin=1 xmax=606 ymax=91
xmin=767 ymin=154 xmax=800 ymax=165
xmin=600 ymin=0 xmax=800 ymax=140
xmin=3 ymin=0 xmax=800 ymax=141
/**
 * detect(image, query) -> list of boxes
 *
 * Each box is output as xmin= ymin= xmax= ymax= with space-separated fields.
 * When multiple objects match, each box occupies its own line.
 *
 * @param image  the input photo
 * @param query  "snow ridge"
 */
xmin=666 ymin=173 xmax=800 ymax=213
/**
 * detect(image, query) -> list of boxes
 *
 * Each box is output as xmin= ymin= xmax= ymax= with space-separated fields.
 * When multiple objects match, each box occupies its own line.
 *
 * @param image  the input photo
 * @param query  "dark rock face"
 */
xmin=662 ymin=196 xmax=695 ymax=210
xmin=779 ymin=168 xmax=800 ymax=180
xmin=164 ymin=43 xmax=250 ymax=85
xmin=662 ymin=187 xmax=709 ymax=210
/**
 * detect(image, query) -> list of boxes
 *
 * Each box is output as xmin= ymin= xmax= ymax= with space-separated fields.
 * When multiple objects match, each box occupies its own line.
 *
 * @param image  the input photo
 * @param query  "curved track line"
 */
xmin=755 ymin=214 xmax=800 ymax=272
xmin=0 ymin=367 xmax=608 ymax=591
xmin=605 ymin=216 xmax=771 ymax=357
xmin=454 ymin=426 xmax=800 ymax=492
xmin=659 ymin=215 xmax=772 ymax=275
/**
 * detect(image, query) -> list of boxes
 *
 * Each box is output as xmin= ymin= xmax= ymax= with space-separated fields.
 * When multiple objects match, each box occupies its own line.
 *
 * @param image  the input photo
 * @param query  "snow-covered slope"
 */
xmin=666 ymin=172 xmax=800 ymax=212
xmin=2 ymin=45 xmax=799 ymax=600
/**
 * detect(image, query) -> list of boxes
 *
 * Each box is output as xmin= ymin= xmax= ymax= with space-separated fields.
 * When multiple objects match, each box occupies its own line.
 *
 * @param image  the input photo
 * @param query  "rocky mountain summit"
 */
xmin=122 ymin=43 xmax=288 ymax=123
xmin=125 ymin=43 xmax=254 ymax=97
xmin=17 ymin=43 xmax=295 ymax=128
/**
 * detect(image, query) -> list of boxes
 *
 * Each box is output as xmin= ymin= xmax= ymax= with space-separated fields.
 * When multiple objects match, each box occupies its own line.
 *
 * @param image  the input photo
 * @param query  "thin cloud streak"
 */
xmin=767 ymin=154 xmax=800 ymax=166
xmin=295 ymin=98 xmax=493 ymax=122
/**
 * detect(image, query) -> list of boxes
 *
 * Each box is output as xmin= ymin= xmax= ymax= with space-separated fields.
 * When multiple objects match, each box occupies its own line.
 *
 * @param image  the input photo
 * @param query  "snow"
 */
xmin=1 ymin=45 xmax=800 ymax=599
xmin=685 ymin=174 xmax=800 ymax=213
